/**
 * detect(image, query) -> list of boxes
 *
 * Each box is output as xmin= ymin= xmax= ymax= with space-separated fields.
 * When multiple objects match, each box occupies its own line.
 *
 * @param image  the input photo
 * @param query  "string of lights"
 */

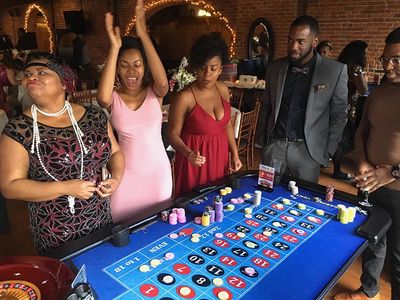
xmin=124 ymin=0 xmax=236 ymax=58
xmin=24 ymin=4 xmax=54 ymax=53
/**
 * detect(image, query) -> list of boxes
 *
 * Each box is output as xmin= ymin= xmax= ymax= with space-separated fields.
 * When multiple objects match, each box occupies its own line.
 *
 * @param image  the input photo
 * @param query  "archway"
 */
xmin=124 ymin=0 xmax=236 ymax=59
xmin=24 ymin=4 xmax=54 ymax=52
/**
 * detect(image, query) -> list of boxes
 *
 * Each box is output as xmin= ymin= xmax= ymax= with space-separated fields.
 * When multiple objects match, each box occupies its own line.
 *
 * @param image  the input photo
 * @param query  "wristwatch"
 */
xmin=391 ymin=165 xmax=400 ymax=179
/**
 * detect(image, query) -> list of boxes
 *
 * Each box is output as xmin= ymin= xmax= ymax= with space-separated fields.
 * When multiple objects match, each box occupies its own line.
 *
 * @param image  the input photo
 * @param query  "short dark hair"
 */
xmin=385 ymin=27 xmax=400 ymax=44
xmin=189 ymin=33 xmax=229 ymax=70
xmin=291 ymin=15 xmax=320 ymax=35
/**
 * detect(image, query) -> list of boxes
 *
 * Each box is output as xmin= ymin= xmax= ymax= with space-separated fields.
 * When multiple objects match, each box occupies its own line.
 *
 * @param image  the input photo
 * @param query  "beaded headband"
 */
xmin=24 ymin=61 xmax=77 ymax=93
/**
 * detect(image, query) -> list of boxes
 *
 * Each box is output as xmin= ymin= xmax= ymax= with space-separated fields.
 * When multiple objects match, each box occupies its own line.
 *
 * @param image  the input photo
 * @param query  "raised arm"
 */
xmin=97 ymin=12 xmax=121 ymax=109
xmin=135 ymin=0 xmax=168 ymax=103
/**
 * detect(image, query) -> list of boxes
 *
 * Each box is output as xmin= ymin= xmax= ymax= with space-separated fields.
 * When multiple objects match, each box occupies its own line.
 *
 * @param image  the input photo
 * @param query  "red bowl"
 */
xmin=0 ymin=256 xmax=76 ymax=299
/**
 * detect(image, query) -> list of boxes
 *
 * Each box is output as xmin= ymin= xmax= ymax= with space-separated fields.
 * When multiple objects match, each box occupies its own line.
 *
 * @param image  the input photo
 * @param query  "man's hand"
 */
xmin=355 ymin=164 xmax=395 ymax=193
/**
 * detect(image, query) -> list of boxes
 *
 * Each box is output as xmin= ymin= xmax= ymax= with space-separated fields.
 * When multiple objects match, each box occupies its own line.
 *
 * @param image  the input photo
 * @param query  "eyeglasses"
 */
xmin=378 ymin=56 xmax=400 ymax=67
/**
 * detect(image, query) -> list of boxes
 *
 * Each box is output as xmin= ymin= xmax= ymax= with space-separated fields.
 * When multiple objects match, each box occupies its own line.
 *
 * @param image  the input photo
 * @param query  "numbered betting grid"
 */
xmin=103 ymin=195 xmax=334 ymax=300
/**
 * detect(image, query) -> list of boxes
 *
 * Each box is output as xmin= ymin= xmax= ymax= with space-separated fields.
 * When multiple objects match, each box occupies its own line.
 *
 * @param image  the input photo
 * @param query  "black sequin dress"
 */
xmin=3 ymin=106 xmax=112 ymax=253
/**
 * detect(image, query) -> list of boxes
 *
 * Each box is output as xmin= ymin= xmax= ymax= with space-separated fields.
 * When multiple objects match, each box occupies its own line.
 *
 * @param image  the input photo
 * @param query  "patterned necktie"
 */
xmin=291 ymin=66 xmax=310 ymax=75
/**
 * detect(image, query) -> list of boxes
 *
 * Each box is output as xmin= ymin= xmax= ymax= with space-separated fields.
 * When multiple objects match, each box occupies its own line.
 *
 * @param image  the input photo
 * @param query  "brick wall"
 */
xmin=307 ymin=0 xmax=400 ymax=70
xmin=1 ymin=0 xmax=399 ymax=69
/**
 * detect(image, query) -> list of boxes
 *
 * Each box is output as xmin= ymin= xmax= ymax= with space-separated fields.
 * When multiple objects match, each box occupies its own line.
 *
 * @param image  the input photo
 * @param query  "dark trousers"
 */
xmin=261 ymin=139 xmax=321 ymax=183
xmin=361 ymin=187 xmax=400 ymax=300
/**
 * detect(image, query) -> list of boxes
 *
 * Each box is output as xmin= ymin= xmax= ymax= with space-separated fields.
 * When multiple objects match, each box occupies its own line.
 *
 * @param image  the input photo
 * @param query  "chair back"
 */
xmin=237 ymin=101 xmax=259 ymax=151
xmin=236 ymin=101 xmax=260 ymax=169
xmin=70 ymin=89 xmax=98 ymax=106
xmin=229 ymin=88 xmax=244 ymax=110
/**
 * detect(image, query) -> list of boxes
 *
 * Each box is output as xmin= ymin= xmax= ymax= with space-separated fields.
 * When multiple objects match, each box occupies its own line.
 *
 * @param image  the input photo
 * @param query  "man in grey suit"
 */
xmin=255 ymin=15 xmax=348 ymax=183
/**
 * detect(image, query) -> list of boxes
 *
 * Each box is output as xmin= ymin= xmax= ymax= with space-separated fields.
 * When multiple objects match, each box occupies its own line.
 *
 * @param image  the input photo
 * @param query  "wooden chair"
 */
xmin=70 ymin=89 xmax=98 ymax=106
xmin=249 ymin=98 xmax=261 ymax=168
xmin=236 ymin=101 xmax=260 ymax=170
xmin=229 ymin=88 xmax=244 ymax=110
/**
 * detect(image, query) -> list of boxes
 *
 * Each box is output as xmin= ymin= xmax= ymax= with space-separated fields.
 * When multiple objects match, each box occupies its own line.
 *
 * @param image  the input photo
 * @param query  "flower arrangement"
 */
xmin=168 ymin=57 xmax=196 ymax=92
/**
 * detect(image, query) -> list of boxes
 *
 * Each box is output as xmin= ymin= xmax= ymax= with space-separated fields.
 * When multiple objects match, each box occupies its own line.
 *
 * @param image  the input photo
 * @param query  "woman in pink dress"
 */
xmin=168 ymin=34 xmax=242 ymax=196
xmin=97 ymin=1 xmax=172 ymax=223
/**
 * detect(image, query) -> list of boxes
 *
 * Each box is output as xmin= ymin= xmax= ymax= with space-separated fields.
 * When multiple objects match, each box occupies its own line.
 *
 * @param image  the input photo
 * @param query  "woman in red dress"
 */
xmin=168 ymin=33 xmax=242 ymax=196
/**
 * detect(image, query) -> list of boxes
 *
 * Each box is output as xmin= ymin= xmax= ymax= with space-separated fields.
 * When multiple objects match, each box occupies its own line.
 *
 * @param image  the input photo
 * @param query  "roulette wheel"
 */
xmin=0 ymin=256 xmax=75 ymax=300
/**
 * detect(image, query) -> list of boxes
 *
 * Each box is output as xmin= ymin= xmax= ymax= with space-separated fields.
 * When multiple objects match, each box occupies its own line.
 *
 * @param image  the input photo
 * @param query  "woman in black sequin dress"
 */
xmin=0 ymin=52 xmax=124 ymax=254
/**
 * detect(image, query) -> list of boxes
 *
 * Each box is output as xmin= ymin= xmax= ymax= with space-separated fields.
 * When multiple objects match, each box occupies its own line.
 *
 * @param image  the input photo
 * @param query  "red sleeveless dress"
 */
xmin=174 ymin=87 xmax=230 ymax=196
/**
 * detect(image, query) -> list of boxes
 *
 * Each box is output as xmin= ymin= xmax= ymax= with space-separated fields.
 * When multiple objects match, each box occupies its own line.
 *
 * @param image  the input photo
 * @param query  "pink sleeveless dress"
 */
xmin=110 ymin=88 xmax=172 ymax=222
xmin=174 ymin=87 xmax=230 ymax=196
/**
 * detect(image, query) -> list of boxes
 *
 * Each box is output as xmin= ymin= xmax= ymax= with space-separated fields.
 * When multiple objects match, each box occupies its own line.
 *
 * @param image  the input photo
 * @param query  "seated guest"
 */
xmin=334 ymin=27 xmax=400 ymax=300
xmin=0 ymin=52 xmax=124 ymax=254
xmin=97 ymin=0 xmax=172 ymax=223
xmin=168 ymin=33 xmax=242 ymax=196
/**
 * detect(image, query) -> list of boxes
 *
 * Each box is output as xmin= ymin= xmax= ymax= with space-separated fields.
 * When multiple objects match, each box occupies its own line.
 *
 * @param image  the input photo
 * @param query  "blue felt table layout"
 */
xmin=71 ymin=177 xmax=367 ymax=300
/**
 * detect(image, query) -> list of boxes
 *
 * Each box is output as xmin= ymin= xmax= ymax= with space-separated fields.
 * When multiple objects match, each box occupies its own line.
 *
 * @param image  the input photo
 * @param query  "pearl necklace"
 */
xmin=30 ymin=101 xmax=88 ymax=214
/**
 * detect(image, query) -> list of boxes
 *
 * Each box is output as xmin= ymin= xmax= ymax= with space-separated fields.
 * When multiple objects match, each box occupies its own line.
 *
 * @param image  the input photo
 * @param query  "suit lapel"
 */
xmin=305 ymin=54 xmax=323 ymax=118
xmin=274 ymin=60 xmax=288 ymax=123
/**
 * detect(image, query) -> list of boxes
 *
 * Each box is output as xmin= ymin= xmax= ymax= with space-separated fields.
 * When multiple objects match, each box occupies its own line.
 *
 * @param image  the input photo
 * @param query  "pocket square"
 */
xmin=314 ymin=84 xmax=329 ymax=93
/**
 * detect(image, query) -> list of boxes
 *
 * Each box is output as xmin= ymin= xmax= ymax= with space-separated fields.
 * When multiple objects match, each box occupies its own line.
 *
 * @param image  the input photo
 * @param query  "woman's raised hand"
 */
xmin=135 ymin=0 xmax=147 ymax=39
xmin=105 ymin=12 xmax=121 ymax=49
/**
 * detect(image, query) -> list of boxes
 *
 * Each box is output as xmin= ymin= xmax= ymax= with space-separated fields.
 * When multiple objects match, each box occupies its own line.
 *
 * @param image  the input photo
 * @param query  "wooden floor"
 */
xmin=0 ymin=150 xmax=392 ymax=299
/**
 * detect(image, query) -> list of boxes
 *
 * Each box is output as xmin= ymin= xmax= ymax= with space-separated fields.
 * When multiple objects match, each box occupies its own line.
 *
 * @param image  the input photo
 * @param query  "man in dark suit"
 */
xmin=0 ymin=28 xmax=13 ymax=50
xmin=255 ymin=15 xmax=348 ymax=182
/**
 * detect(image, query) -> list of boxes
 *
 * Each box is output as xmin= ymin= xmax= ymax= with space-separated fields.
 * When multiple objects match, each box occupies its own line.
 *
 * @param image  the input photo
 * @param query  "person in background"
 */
xmin=0 ymin=51 xmax=124 ymax=254
xmin=168 ymin=33 xmax=242 ymax=196
xmin=0 ymin=28 xmax=13 ymax=50
xmin=0 ymin=50 xmax=21 ymax=117
xmin=334 ymin=27 xmax=400 ymax=300
xmin=16 ymin=27 xmax=27 ymax=50
xmin=97 ymin=0 xmax=172 ymax=223
xmin=255 ymin=15 xmax=348 ymax=183
xmin=58 ymin=31 xmax=76 ymax=67
xmin=331 ymin=40 xmax=369 ymax=180
xmin=316 ymin=40 xmax=333 ymax=58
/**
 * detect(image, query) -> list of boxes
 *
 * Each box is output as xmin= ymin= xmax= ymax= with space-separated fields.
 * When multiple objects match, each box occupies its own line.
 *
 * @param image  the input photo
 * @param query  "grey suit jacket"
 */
xmin=255 ymin=53 xmax=348 ymax=165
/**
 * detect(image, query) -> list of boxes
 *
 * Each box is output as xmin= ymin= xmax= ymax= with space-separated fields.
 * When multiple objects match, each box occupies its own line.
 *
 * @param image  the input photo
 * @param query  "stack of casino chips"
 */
xmin=288 ymin=181 xmax=298 ymax=195
xmin=177 ymin=208 xmax=186 ymax=223
xmin=253 ymin=190 xmax=262 ymax=206
xmin=219 ymin=186 xmax=233 ymax=196
xmin=326 ymin=185 xmax=335 ymax=202
xmin=214 ymin=196 xmax=224 ymax=222
xmin=337 ymin=204 xmax=356 ymax=224
xmin=201 ymin=211 xmax=210 ymax=226
xmin=169 ymin=212 xmax=177 ymax=225
xmin=161 ymin=208 xmax=187 ymax=225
